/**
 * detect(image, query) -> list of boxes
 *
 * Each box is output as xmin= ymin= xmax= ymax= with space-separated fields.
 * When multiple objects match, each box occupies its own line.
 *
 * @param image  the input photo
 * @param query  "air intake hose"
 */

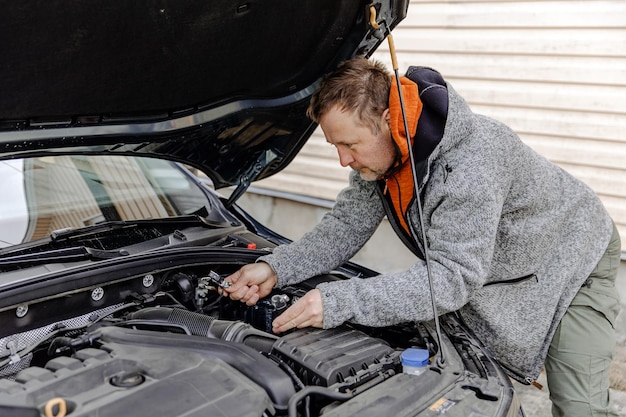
xmin=127 ymin=307 xmax=278 ymax=352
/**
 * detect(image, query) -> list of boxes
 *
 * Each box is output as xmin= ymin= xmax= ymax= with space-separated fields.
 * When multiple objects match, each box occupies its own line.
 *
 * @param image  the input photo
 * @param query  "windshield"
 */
xmin=0 ymin=155 xmax=225 ymax=248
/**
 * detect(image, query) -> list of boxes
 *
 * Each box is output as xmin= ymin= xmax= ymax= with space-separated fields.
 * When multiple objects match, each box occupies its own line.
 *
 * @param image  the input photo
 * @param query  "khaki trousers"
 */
xmin=545 ymin=224 xmax=622 ymax=417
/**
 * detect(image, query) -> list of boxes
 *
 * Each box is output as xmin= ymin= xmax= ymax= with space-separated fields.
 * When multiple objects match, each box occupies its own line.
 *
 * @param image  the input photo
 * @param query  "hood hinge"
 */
xmin=225 ymin=149 xmax=279 ymax=208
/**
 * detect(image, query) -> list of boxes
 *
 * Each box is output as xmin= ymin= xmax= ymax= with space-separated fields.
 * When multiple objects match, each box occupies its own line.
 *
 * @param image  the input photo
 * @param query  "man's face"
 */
xmin=320 ymin=105 xmax=396 ymax=181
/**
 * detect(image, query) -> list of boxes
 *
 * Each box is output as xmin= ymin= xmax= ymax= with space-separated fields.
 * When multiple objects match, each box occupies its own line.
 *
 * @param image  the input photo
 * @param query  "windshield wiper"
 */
xmin=0 ymin=215 xmax=240 ymax=271
xmin=0 ymin=246 xmax=129 ymax=269
xmin=49 ymin=215 xmax=233 ymax=243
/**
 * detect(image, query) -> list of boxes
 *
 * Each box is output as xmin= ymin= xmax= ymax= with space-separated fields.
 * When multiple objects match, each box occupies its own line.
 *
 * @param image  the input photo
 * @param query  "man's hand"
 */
xmin=272 ymin=289 xmax=323 ymax=333
xmin=223 ymin=262 xmax=277 ymax=306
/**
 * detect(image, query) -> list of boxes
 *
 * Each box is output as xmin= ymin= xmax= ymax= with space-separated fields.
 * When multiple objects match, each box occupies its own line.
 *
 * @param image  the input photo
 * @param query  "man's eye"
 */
xmin=329 ymin=142 xmax=354 ymax=150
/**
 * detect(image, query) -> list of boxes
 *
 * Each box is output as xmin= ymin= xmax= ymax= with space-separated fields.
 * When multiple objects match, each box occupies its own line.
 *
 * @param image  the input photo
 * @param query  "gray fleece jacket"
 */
xmin=259 ymin=68 xmax=613 ymax=382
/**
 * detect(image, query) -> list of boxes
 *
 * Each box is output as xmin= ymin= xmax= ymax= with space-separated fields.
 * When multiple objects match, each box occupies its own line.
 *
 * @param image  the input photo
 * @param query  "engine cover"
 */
xmin=271 ymin=327 xmax=398 ymax=386
xmin=0 ymin=324 xmax=401 ymax=417
xmin=0 ymin=332 xmax=277 ymax=417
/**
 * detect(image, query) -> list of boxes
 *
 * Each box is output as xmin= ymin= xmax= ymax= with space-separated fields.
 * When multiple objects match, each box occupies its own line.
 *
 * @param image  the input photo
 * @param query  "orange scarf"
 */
xmin=385 ymin=76 xmax=422 ymax=234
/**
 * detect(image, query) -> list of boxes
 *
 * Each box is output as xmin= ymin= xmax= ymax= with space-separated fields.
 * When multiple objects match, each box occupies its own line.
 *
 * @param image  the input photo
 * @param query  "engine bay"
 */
xmin=0 ymin=256 xmax=442 ymax=417
xmin=0 ymin=225 xmax=517 ymax=417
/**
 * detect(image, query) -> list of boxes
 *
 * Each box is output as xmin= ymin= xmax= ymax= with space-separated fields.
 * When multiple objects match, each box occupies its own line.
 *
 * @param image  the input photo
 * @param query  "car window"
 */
xmin=0 ymin=160 xmax=28 ymax=247
xmin=0 ymin=155 xmax=219 ymax=248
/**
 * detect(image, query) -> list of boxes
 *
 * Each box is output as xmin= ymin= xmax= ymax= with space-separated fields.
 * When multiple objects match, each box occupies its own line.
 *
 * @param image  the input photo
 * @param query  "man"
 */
xmin=224 ymin=57 xmax=621 ymax=416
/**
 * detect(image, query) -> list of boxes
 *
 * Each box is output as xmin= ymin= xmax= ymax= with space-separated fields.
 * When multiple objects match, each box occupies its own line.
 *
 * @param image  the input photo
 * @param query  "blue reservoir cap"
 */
xmin=401 ymin=348 xmax=429 ymax=367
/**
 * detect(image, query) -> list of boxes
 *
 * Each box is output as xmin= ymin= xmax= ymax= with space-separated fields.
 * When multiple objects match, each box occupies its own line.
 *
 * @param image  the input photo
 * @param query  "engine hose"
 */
xmin=47 ymin=337 xmax=74 ymax=356
xmin=263 ymin=352 xmax=311 ymax=417
xmin=97 ymin=325 xmax=295 ymax=412
xmin=127 ymin=307 xmax=277 ymax=352
xmin=288 ymin=386 xmax=353 ymax=417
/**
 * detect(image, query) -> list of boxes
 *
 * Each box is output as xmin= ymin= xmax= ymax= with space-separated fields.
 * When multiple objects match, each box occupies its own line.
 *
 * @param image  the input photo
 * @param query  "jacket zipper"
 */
xmin=500 ymin=362 xmax=544 ymax=390
xmin=483 ymin=273 xmax=538 ymax=287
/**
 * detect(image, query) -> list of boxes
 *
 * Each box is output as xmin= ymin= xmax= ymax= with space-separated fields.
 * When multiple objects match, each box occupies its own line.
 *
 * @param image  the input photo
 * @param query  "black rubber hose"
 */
xmin=98 ymin=325 xmax=295 ymax=412
xmin=127 ymin=306 xmax=278 ymax=352
xmin=288 ymin=386 xmax=353 ymax=417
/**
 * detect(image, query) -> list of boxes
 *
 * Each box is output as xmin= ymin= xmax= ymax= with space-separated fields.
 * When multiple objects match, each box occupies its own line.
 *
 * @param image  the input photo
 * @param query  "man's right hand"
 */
xmin=223 ymin=262 xmax=278 ymax=306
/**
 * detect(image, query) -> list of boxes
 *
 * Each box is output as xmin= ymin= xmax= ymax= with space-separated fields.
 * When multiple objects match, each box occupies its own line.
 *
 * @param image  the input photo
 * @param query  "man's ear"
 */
xmin=382 ymin=108 xmax=390 ymax=124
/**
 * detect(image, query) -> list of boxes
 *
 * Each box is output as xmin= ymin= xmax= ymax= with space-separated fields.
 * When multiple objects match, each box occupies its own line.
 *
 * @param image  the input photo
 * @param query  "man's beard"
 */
xmin=354 ymin=166 xmax=385 ymax=181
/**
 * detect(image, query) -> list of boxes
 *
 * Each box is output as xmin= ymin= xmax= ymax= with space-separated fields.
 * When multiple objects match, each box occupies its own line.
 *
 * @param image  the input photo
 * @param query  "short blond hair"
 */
xmin=306 ymin=57 xmax=391 ymax=134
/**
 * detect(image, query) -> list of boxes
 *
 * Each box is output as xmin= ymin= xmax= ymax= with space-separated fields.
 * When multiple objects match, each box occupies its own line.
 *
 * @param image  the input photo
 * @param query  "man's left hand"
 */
xmin=272 ymin=289 xmax=323 ymax=333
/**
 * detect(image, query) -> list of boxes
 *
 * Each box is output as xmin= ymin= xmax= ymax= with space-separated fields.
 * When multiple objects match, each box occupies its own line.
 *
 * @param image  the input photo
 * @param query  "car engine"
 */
xmin=0 ymin=265 xmax=424 ymax=417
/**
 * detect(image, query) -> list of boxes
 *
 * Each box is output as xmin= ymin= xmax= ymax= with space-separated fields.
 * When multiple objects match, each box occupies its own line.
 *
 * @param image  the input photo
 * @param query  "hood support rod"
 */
xmin=369 ymin=4 xmax=446 ymax=367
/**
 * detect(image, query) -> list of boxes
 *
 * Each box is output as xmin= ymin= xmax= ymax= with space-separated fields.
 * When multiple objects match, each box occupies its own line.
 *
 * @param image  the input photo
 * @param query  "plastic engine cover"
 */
xmin=0 ymin=343 xmax=273 ymax=417
xmin=271 ymin=327 xmax=397 ymax=386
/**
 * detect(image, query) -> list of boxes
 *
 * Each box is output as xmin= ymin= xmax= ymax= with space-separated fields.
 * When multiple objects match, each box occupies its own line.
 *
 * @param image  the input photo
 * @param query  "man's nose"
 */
xmin=336 ymin=148 xmax=354 ymax=167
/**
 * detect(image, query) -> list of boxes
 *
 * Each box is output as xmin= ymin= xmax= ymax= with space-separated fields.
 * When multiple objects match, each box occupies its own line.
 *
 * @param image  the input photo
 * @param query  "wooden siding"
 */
xmin=26 ymin=156 xmax=173 ymax=241
xmin=28 ymin=156 xmax=102 ymax=240
xmin=254 ymin=0 xmax=626 ymax=250
xmin=88 ymin=157 xmax=173 ymax=220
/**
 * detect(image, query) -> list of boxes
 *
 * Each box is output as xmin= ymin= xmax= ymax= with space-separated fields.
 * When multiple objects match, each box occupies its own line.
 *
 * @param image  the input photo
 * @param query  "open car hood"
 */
xmin=0 ymin=0 xmax=408 ymax=190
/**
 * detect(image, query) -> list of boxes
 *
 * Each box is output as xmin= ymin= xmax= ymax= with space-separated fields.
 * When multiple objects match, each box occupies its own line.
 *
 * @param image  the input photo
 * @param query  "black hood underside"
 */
xmin=0 ymin=0 xmax=408 ymax=189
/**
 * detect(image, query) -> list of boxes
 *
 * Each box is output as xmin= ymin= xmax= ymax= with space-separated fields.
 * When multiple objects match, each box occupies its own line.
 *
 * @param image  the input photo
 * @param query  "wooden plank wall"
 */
xmin=254 ymin=0 xmax=626 ymax=250
xmin=89 ymin=157 xmax=173 ymax=220
xmin=27 ymin=156 xmax=173 ymax=241
xmin=29 ymin=156 xmax=102 ymax=240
